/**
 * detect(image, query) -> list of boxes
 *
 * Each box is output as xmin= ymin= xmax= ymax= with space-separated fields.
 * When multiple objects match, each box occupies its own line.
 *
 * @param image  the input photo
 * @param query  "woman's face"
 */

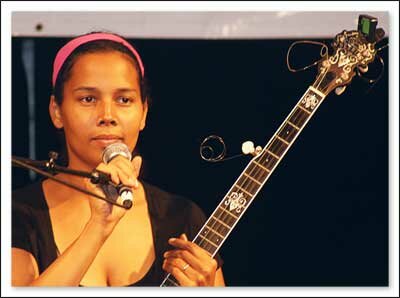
xmin=50 ymin=51 xmax=148 ymax=169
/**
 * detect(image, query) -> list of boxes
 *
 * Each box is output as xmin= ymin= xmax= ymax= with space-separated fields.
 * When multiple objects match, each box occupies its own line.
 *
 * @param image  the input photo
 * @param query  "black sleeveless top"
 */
xmin=12 ymin=180 xmax=223 ymax=286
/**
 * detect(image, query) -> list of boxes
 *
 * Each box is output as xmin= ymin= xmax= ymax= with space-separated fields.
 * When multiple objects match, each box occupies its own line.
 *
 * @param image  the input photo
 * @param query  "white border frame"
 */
xmin=2 ymin=1 xmax=398 ymax=297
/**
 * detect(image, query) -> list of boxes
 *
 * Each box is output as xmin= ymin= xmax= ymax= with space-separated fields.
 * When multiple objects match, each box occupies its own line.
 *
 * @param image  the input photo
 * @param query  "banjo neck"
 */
xmin=161 ymin=85 xmax=327 ymax=287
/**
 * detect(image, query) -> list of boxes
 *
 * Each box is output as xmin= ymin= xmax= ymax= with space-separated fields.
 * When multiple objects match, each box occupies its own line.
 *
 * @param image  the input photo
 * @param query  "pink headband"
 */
xmin=52 ymin=33 xmax=145 ymax=87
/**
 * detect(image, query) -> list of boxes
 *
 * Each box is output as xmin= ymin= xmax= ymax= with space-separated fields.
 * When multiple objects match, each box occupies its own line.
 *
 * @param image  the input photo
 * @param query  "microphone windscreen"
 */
xmin=102 ymin=142 xmax=132 ymax=164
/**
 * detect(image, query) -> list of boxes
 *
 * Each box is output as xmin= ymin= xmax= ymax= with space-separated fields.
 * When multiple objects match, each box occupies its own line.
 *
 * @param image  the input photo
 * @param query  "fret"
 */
xmin=198 ymin=234 xmax=219 ymax=248
xmin=297 ymin=104 xmax=312 ymax=114
xmin=215 ymin=205 xmax=239 ymax=220
xmin=257 ymin=151 xmax=279 ymax=171
xmin=200 ymin=225 xmax=226 ymax=245
xmin=287 ymin=120 xmax=300 ymax=130
xmin=208 ymin=216 xmax=231 ymax=236
xmin=278 ymin=121 xmax=299 ymax=143
xmin=288 ymin=107 xmax=310 ymax=128
xmin=212 ymin=206 xmax=238 ymax=228
xmin=309 ymin=86 xmax=326 ymax=99
xmin=268 ymin=137 xmax=288 ymax=158
xmin=237 ymin=175 xmax=261 ymax=194
xmin=266 ymin=150 xmax=280 ymax=160
xmin=243 ymin=172 xmax=262 ymax=185
xmin=275 ymin=135 xmax=289 ymax=145
xmin=205 ymin=224 xmax=225 ymax=238
xmin=246 ymin=162 xmax=270 ymax=182
xmin=252 ymin=160 xmax=270 ymax=172
xmin=234 ymin=184 xmax=255 ymax=197
xmin=211 ymin=215 xmax=232 ymax=229
xmin=206 ymin=217 xmax=231 ymax=237
xmin=194 ymin=236 xmax=218 ymax=255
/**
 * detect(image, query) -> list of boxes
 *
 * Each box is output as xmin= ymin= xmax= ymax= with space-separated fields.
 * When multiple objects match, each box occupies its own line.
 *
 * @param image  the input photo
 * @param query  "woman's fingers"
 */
xmin=162 ymin=257 xmax=202 ymax=286
xmin=163 ymin=248 xmax=204 ymax=274
xmin=131 ymin=155 xmax=142 ymax=177
xmin=164 ymin=234 xmax=205 ymax=272
xmin=95 ymin=155 xmax=142 ymax=189
xmin=81 ymin=156 xmax=145 ymax=229
xmin=163 ymin=234 xmax=218 ymax=286
xmin=96 ymin=163 xmax=121 ymax=185
xmin=168 ymin=235 xmax=213 ymax=260
xmin=109 ymin=157 xmax=135 ymax=185
xmin=83 ymin=177 xmax=104 ymax=196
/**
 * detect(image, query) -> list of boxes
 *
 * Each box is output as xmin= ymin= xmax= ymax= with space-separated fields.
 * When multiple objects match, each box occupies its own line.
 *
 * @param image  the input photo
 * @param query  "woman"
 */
xmin=12 ymin=32 xmax=225 ymax=286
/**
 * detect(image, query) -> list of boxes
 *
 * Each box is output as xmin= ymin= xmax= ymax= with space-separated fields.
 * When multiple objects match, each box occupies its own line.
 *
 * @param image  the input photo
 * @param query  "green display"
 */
xmin=358 ymin=15 xmax=378 ymax=42
xmin=360 ymin=17 xmax=371 ymax=35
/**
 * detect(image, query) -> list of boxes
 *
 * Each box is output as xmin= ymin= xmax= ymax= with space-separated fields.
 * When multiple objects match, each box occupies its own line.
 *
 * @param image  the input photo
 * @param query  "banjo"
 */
xmin=161 ymin=18 xmax=385 ymax=286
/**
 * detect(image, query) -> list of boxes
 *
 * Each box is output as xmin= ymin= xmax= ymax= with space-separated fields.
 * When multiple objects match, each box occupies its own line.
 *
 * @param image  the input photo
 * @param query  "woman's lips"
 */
xmin=91 ymin=135 xmax=123 ymax=147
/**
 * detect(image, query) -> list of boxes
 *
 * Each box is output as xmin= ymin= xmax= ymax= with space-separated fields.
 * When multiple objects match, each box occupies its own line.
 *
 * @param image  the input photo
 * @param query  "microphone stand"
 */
xmin=12 ymin=152 xmax=130 ymax=209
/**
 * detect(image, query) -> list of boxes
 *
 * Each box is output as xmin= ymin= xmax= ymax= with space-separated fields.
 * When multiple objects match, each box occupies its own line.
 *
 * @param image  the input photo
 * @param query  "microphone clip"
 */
xmin=45 ymin=151 xmax=59 ymax=174
xmin=89 ymin=169 xmax=112 ymax=185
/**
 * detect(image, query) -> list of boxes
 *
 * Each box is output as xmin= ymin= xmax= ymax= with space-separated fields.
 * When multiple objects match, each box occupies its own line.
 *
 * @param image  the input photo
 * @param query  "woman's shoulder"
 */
xmin=12 ymin=180 xmax=46 ymax=211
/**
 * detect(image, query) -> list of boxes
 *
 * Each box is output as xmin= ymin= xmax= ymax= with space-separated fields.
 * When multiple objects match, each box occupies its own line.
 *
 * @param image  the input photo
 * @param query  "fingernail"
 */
xmin=168 ymin=238 xmax=176 ymax=243
xmin=135 ymin=179 xmax=139 ymax=188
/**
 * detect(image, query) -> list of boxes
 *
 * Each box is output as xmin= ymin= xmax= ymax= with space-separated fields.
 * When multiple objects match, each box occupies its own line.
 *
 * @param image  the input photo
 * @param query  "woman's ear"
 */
xmin=49 ymin=95 xmax=63 ymax=129
xmin=139 ymin=100 xmax=148 ymax=131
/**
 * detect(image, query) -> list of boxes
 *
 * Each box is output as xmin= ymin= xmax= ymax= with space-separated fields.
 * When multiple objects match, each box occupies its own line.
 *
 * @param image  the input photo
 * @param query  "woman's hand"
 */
xmin=84 ymin=155 xmax=142 ymax=234
xmin=162 ymin=234 xmax=218 ymax=286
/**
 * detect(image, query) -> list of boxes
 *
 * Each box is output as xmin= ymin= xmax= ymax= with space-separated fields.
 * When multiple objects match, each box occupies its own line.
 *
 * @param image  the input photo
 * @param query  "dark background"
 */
xmin=12 ymin=36 xmax=388 ymax=286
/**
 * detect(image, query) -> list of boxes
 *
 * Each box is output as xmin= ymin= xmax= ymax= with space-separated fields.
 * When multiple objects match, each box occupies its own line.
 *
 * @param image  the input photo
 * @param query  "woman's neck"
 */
xmin=42 ymin=172 xmax=88 ymax=207
xmin=67 ymin=157 xmax=99 ymax=173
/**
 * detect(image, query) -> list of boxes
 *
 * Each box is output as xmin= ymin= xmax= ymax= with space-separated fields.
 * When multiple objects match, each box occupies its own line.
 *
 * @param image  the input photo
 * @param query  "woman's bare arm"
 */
xmin=12 ymin=219 xmax=109 ymax=286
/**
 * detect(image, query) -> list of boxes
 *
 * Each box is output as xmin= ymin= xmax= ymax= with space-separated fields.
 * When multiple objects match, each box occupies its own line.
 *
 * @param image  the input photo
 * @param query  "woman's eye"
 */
xmin=117 ymin=97 xmax=132 ymax=104
xmin=80 ymin=96 xmax=96 ymax=104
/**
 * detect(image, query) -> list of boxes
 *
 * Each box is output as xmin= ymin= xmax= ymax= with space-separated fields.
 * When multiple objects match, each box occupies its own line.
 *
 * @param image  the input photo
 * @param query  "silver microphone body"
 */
xmin=100 ymin=142 xmax=133 ymax=209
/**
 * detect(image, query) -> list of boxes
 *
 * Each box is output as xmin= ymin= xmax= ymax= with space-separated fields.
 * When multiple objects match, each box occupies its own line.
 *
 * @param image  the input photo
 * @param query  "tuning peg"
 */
xmin=375 ymin=28 xmax=385 ymax=43
xmin=335 ymin=86 xmax=347 ymax=95
xmin=242 ymin=141 xmax=262 ymax=156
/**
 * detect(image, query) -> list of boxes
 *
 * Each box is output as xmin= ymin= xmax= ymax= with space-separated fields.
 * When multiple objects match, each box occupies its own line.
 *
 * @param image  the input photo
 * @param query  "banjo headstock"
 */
xmin=312 ymin=17 xmax=385 ymax=97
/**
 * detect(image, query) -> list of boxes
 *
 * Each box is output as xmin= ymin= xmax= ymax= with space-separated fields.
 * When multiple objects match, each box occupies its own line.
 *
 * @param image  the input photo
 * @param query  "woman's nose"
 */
xmin=97 ymin=100 xmax=117 ymax=126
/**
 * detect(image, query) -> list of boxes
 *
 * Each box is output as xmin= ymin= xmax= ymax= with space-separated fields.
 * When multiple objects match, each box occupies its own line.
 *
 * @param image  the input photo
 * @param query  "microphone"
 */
xmin=99 ymin=142 xmax=134 ymax=209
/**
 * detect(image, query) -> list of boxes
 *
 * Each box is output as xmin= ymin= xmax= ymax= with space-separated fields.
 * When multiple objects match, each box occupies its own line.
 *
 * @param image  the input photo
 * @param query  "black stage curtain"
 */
xmin=12 ymin=37 xmax=389 ymax=286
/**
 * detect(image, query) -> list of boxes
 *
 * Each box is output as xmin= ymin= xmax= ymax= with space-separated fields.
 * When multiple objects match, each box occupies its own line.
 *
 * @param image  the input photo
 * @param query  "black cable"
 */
xmin=12 ymin=157 xmax=129 ymax=209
